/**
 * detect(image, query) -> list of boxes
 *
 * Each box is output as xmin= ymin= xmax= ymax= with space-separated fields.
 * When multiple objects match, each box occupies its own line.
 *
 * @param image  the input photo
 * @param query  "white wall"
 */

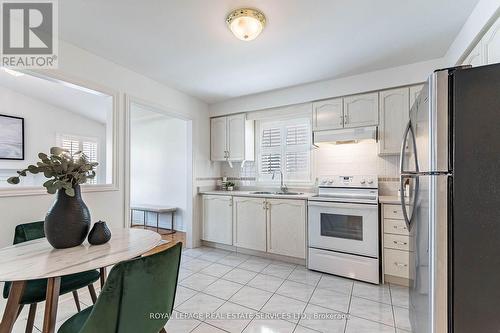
xmin=0 ymin=40 xmax=217 ymax=248
xmin=209 ymin=58 xmax=443 ymax=116
xmin=0 ymin=85 xmax=107 ymax=185
xmin=130 ymin=110 xmax=188 ymax=231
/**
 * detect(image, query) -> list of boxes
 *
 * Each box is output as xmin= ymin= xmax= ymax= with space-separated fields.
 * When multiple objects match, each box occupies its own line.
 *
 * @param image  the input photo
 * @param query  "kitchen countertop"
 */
xmin=199 ymin=190 xmax=316 ymax=200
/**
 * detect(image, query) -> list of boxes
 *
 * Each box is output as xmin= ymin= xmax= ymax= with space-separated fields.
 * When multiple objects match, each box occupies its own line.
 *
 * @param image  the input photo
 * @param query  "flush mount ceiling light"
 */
xmin=226 ymin=8 xmax=266 ymax=41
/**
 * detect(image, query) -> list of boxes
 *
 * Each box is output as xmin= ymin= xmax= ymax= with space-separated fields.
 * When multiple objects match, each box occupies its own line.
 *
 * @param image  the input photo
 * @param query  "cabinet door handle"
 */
xmin=394 ymin=262 xmax=408 ymax=267
xmin=262 ymin=201 xmax=267 ymax=210
xmin=393 ymin=241 xmax=408 ymax=245
xmin=393 ymin=210 xmax=398 ymax=214
xmin=340 ymin=115 xmax=344 ymax=126
xmin=393 ymin=225 xmax=407 ymax=230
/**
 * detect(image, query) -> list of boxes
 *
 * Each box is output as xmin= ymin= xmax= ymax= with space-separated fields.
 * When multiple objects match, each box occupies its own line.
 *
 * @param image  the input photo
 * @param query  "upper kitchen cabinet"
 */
xmin=462 ymin=41 xmax=484 ymax=67
xmin=210 ymin=114 xmax=254 ymax=162
xmin=409 ymin=84 xmax=424 ymax=109
xmin=483 ymin=18 xmax=500 ymax=65
xmin=313 ymin=98 xmax=343 ymax=131
xmin=378 ymin=87 xmax=410 ymax=155
xmin=343 ymin=92 xmax=379 ymax=128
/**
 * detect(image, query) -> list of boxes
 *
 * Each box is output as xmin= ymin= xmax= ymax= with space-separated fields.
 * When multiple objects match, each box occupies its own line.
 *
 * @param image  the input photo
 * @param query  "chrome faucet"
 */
xmin=272 ymin=170 xmax=288 ymax=193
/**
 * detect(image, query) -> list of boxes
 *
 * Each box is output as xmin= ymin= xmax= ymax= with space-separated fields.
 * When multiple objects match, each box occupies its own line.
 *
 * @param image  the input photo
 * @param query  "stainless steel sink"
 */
xmin=249 ymin=191 xmax=304 ymax=196
xmin=274 ymin=192 xmax=304 ymax=195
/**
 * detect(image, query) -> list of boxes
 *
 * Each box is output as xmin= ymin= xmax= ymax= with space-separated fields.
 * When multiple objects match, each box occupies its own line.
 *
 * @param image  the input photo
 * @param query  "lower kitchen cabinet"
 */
xmin=267 ymin=199 xmax=306 ymax=259
xmin=233 ymin=196 xmax=267 ymax=252
xmin=202 ymin=195 xmax=233 ymax=245
xmin=382 ymin=203 xmax=412 ymax=286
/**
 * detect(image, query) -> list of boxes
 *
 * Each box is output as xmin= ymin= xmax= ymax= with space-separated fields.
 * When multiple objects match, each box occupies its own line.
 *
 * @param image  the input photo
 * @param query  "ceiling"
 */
xmin=59 ymin=0 xmax=479 ymax=103
xmin=0 ymin=70 xmax=112 ymax=123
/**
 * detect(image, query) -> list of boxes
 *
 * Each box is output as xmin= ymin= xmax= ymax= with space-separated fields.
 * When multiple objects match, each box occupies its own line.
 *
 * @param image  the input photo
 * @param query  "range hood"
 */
xmin=313 ymin=126 xmax=378 ymax=144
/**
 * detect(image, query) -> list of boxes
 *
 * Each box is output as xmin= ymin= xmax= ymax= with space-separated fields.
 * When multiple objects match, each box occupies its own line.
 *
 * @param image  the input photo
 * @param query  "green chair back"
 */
xmin=3 ymin=221 xmax=45 ymax=299
xmin=77 ymin=243 xmax=182 ymax=333
xmin=13 ymin=221 xmax=45 ymax=244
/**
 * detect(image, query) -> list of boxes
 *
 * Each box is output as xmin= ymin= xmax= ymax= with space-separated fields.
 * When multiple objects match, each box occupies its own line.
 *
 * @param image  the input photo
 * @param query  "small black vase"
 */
xmin=45 ymin=185 xmax=91 ymax=249
xmin=88 ymin=221 xmax=112 ymax=245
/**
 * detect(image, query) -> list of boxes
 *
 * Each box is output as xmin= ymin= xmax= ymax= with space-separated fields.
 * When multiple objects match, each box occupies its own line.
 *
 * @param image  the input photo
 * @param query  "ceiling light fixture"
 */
xmin=226 ymin=8 xmax=266 ymax=41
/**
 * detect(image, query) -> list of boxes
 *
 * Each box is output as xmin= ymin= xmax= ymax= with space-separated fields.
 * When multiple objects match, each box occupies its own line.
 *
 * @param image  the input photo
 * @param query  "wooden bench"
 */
xmin=130 ymin=204 xmax=177 ymax=235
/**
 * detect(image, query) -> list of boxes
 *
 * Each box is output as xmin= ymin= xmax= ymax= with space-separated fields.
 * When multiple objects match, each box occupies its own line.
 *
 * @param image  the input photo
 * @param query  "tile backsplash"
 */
xmin=220 ymin=141 xmax=400 ymax=190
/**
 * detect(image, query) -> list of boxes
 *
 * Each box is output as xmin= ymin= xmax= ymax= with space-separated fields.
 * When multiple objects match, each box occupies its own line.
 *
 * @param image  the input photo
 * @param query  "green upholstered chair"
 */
xmin=2 ymin=221 xmax=100 ymax=332
xmin=58 ymin=242 xmax=182 ymax=333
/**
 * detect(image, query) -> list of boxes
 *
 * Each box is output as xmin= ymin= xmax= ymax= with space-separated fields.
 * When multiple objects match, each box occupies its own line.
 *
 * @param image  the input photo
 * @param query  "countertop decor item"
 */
xmin=88 ymin=221 xmax=112 ymax=245
xmin=7 ymin=147 xmax=98 ymax=248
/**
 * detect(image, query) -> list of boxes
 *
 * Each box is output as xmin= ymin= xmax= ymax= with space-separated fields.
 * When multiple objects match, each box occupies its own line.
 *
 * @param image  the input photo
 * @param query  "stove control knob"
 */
xmin=360 ymin=179 xmax=366 ymax=185
xmin=327 ymin=180 xmax=333 ymax=185
xmin=368 ymin=178 xmax=374 ymax=185
xmin=321 ymin=180 xmax=327 ymax=185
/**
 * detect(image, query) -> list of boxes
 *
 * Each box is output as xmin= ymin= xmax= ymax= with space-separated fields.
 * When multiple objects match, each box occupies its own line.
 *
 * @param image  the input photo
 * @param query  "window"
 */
xmin=58 ymin=134 xmax=99 ymax=184
xmin=257 ymin=118 xmax=312 ymax=184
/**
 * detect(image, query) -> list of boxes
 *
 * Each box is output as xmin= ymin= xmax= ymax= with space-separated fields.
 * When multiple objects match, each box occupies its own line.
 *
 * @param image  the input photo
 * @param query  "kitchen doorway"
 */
xmin=126 ymin=98 xmax=193 ymax=248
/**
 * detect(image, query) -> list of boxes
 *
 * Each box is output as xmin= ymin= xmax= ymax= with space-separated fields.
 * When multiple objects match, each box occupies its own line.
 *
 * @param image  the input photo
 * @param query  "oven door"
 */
xmin=308 ymin=201 xmax=379 ymax=258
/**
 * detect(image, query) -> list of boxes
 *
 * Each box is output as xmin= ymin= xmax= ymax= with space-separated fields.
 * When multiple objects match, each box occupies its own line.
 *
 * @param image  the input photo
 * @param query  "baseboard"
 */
xmin=201 ymin=240 xmax=306 ymax=266
xmin=384 ymin=274 xmax=410 ymax=287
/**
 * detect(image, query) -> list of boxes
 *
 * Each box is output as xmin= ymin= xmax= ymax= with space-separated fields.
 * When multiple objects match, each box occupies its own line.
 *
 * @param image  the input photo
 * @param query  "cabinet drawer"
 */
xmin=384 ymin=234 xmax=412 ymax=251
xmin=384 ymin=249 xmax=409 ymax=278
xmin=384 ymin=219 xmax=410 ymax=235
xmin=383 ymin=204 xmax=404 ymax=220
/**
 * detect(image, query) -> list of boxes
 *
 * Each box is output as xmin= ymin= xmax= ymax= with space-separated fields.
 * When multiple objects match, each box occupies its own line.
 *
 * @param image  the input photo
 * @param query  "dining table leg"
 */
xmin=100 ymin=267 xmax=107 ymax=288
xmin=42 ymin=277 xmax=61 ymax=333
xmin=0 ymin=280 xmax=26 ymax=333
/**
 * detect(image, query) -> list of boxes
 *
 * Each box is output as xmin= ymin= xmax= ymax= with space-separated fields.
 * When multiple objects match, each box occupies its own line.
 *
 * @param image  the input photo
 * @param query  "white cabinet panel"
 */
xmin=343 ymin=93 xmax=379 ymax=128
xmin=211 ymin=117 xmax=227 ymax=161
xmin=210 ymin=114 xmax=254 ymax=162
xmin=409 ymin=84 xmax=424 ymax=110
xmin=313 ymin=98 xmax=343 ymax=131
xmin=202 ymin=195 xmax=233 ymax=245
xmin=266 ymin=199 xmax=306 ymax=259
xmin=227 ymin=114 xmax=245 ymax=161
xmin=378 ymin=88 xmax=409 ymax=155
xmin=384 ymin=248 xmax=409 ymax=278
xmin=483 ymin=18 xmax=500 ymax=65
xmin=463 ymin=41 xmax=484 ymax=67
xmin=233 ymin=197 xmax=267 ymax=252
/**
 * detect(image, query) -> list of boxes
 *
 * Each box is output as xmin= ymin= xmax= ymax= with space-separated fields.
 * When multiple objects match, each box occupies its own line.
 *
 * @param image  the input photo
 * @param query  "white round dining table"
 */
xmin=0 ymin=228 xmax=161 ymax=333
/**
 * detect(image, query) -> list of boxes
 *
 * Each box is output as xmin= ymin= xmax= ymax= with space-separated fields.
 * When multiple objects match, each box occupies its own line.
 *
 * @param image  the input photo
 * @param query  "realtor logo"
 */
xmin=0 ymin=0 xmax=58 ymax=68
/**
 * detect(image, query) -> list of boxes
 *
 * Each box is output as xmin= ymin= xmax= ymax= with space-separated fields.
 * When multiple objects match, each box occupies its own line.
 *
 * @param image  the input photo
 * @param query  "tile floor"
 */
xmin=0 ymin=246 xmax=412 ymax=333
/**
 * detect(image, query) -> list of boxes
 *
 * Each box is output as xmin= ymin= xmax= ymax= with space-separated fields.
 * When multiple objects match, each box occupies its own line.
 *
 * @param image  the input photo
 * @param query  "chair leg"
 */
xmin=25 ymin=303 xmax=37 ymax=333
xmin=15 ymin=304 xmax=24 ymax=321
xmin=159 ymin=329 xmax=166 ymax=333
xmin=88 ymin=284 xmax=97 ymax=304
xmin=72 ymin=290 xmax=81 ymax=312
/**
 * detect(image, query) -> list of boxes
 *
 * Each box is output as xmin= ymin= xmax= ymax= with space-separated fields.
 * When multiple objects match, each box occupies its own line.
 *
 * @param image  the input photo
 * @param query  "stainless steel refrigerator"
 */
xmin=399 ymin=64 xmax=500 ymax=333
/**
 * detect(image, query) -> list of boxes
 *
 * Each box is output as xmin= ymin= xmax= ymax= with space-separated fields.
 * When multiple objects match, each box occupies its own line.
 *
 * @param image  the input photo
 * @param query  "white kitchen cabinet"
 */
xmin=210 ymin=114 xmax=254 ymax=162
xmin=313 ymin=98 xmax=343 ymax=131
xmin=409 ymin=84 xmax=424 ymax=109
xmin=210 ymin=117 xmax=227 ymax=161
xmin=483 ymin=18 xmax=500 ymax=65
xmin=378 ymin=87 xmax=410 ymax=155
xmin=266 ymin=199 xmax=306 ymax=259
xmin=343 ymin=92 xmax=379 ymax=128
xmin=202 ymin=195 xmax=233 ymax=245
xmin=233 ymin=197 xmax=267 ymax=252
xmin=463 ymin=41 xmax=484 ymax=67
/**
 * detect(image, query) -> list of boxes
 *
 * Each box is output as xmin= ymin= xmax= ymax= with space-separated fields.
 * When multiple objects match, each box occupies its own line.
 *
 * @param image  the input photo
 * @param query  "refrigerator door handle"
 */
xmin=400 ymin=121 xmax=419 ymax=174
xmin=400 ymin=174 xmax=419 ymax=231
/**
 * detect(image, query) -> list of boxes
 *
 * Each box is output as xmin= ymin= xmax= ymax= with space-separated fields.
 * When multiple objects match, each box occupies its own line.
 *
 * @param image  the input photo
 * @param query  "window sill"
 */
xmin=0 ymin=183 xmax=119 ymax=198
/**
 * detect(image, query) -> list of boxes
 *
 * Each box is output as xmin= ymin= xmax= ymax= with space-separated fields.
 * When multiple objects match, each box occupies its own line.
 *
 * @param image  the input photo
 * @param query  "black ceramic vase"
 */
xmin=44 ymin=185 xmax=91 ymax=249
xmin=88 ymin=221 xmax=112 ymax=245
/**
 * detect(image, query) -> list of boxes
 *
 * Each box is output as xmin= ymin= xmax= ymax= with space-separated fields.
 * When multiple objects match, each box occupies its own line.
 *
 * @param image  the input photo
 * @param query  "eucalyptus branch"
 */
xmin=7 ymin=147 xmax=99 ymax=197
